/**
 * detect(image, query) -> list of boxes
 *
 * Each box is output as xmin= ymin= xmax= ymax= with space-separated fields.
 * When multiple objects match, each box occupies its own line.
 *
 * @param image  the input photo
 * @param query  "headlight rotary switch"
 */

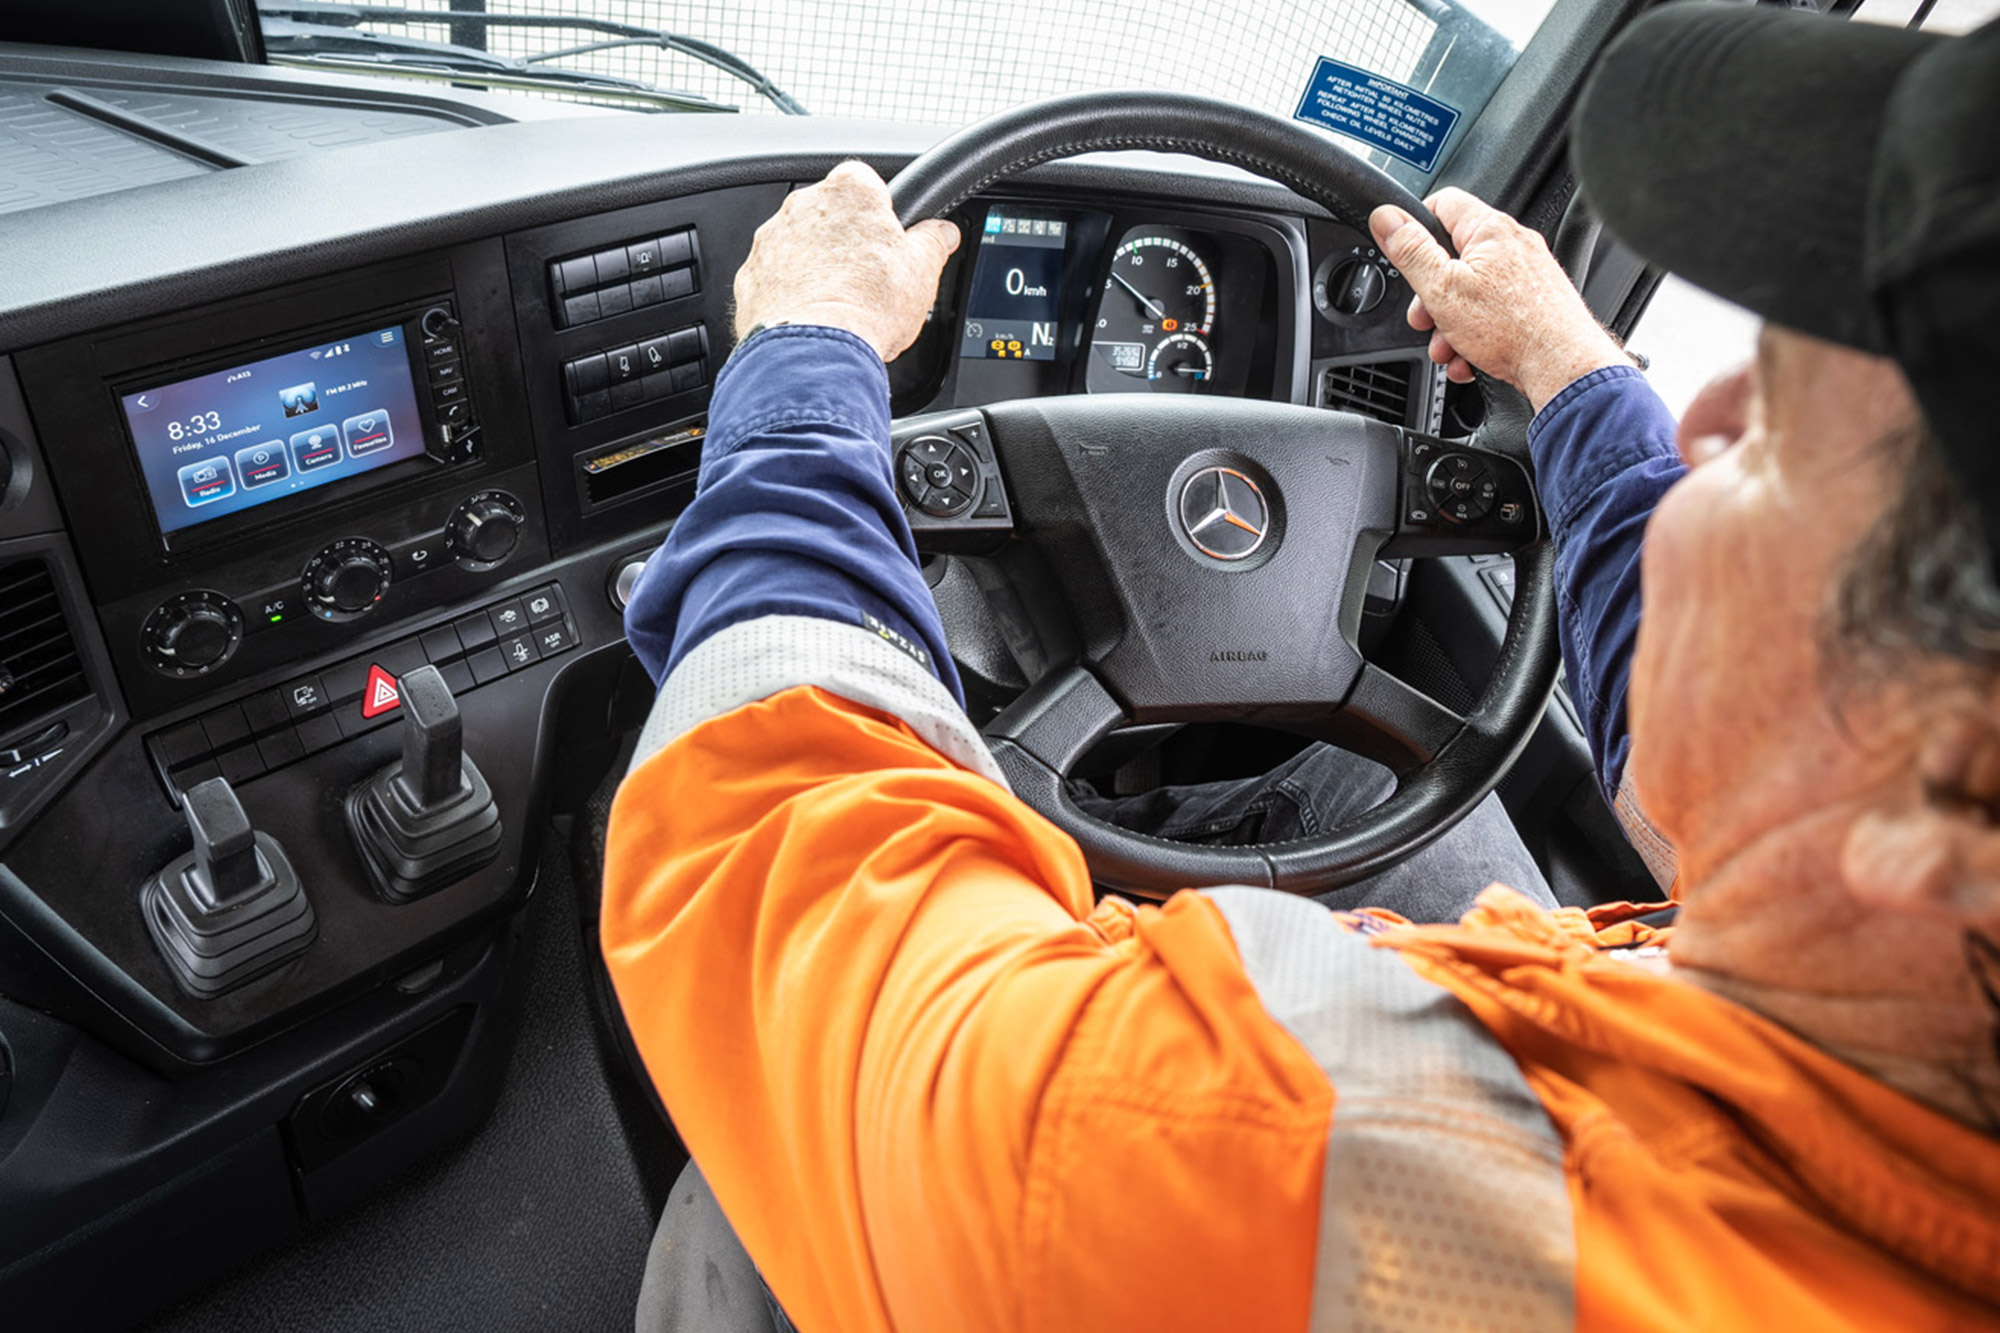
xmin=142 ymin=590 xmax=243 ymax=677
xmin=304 ymin=537 xmax=393 ymax=621
xmin=896 ymin=434 xmax=982 ymax=518
xmin=447 ymin=490 xmax=525 ymax=571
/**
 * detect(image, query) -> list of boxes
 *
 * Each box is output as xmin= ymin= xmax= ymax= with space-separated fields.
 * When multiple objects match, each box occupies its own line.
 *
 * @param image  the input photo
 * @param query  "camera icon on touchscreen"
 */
xmin=278 ymin=382 xmax=319 ymax=418
xmin=290 ymin=423 xmax=344 ymax=472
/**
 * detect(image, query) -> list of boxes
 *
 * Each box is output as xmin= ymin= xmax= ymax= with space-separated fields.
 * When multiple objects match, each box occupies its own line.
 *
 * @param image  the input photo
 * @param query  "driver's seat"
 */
xmin=636 ymin=1161 xmax=798 ymax=1333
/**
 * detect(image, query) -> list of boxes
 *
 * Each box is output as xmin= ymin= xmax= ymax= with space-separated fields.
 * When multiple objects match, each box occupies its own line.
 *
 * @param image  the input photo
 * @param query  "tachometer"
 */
xmin=1089 ymin=230 xmax=1221 ymax=393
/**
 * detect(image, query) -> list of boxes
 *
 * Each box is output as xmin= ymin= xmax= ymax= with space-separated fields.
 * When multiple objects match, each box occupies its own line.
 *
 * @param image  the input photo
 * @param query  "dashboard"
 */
xmin=0 ymin=45 xmax=1453 ymax=1321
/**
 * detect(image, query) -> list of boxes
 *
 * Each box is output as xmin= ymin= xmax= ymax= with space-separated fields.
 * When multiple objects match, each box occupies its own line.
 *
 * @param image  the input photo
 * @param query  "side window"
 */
xmin=1626 ymin=277 xmax=1758 ymax=417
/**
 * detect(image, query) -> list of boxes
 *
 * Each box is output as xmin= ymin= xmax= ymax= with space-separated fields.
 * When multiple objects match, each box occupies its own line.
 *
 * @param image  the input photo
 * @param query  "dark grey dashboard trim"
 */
xmin=0 ymin=110 xmax=1337 ymax=352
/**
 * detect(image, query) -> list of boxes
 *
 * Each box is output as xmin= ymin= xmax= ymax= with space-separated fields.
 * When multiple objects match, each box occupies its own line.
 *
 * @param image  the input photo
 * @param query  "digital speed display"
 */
xmin=121 ymin=324 xmax=428 ymax=536
xmin=960 ymin=209 xmax=1067 ymax=362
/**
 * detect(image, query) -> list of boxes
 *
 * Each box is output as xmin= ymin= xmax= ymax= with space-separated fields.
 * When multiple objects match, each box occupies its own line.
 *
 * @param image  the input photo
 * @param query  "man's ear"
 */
xmin=1843 ymin=712 xmax=2000 ymax=923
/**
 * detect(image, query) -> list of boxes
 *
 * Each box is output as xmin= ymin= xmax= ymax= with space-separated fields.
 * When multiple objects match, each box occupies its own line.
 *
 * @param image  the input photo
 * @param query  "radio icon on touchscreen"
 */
xmin=177 ymin=457 xmax=236 ymax=507
xmin=343 ymin=409 xmax=394 ymax=457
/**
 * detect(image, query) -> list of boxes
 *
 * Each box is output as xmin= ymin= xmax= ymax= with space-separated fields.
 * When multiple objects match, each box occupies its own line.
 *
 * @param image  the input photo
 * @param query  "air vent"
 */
xmin=0 ymin=559 xmax=88 ymax=741
xmin=1320 ymin=359 xmax=1415 ymax=425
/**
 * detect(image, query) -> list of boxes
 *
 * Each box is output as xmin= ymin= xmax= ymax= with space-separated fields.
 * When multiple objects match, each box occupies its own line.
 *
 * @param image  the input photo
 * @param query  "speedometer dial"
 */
xmin=1089 ymin=228 xmax=1222 ymax=393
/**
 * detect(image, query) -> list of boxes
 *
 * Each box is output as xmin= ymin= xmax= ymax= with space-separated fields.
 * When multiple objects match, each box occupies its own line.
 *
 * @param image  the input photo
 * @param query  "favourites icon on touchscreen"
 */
xmin=343 ymin=408 xmax=393 ymax=457
xmin=236 ymin=441 xmax=291 ymax=489
xmin=290 ymin=423 xmax=344 ymax=472
xmin=278 ymin=382 xmax=320 ymax=418
xmin=177 ymin=457 xmax=236 ymax=508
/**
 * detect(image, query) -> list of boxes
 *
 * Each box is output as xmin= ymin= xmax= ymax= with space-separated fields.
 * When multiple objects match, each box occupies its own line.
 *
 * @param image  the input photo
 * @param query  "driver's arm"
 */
xmin=1371 ymin=191 xmax=1687 ymax=834
xmin=603 ymin=164 xmax=1334 ymax=1332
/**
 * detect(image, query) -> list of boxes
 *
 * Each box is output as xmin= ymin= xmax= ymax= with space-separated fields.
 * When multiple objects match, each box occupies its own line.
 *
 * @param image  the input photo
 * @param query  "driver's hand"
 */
xmin=733 ymin=161 xmax=960 ymax=363
xmin=1369 ymin=187 xmax=1627 ymax=412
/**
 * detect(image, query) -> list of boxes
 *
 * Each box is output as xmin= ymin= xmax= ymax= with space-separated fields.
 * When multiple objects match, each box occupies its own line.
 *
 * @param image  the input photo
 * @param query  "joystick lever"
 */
xmin=346 ymin=665 xmax=502 ymax=905
xmin=142 ymin=777 xmax=316 ymax=998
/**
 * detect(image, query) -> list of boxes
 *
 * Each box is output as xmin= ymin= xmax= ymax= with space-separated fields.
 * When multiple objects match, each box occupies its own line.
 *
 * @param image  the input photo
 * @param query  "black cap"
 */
xmin=1573 ymin=5 xmax=2000 ymax=546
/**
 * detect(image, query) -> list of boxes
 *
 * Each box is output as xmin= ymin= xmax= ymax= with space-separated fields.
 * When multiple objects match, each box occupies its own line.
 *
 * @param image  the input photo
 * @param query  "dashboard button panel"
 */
xmin=548 ymin=228 xmax=700 ymax=329
xmin=146 ymin=582 xmax=580 ymax=803
xmin=563 ymin=324 xmax=708 ymax=423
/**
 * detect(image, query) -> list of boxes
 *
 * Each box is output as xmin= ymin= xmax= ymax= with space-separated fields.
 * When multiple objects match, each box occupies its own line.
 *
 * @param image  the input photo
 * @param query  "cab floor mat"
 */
xmin=139 ymin=831 xmax=658 ymax=1333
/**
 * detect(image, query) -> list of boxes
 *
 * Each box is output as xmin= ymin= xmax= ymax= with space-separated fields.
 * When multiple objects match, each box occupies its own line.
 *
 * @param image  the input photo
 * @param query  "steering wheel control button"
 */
xmin=1426 ymin=453 xmax=1497 ymax=524
xmin=1177 ymin=465 xmax=1272 ymax=562
xmin=304 ymin=538 xmax=393 ymax=622
xmin=142 ymin=591 xmax=244 ymax=677
xmin=898 ymin=434 xmax=984 ymax=517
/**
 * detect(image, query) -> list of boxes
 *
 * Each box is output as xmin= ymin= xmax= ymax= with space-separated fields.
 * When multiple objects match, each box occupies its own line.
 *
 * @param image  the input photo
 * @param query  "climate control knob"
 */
xmin=447 ymin=491 xmax=525 ymax=571
xmin=143 ymin=591 xmax=243 ymax=677
xmin=303 ymin=538 xmax=393 ymax=621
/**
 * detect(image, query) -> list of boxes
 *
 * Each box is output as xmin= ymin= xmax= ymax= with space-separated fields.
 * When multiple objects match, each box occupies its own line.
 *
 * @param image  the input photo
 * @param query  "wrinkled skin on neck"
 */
xmin=1633 ymin=329 xmax=2000 ymax=1131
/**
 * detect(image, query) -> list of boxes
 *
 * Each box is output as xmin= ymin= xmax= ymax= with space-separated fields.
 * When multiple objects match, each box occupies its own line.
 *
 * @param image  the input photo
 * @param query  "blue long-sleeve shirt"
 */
xmin=626 ymin=329 xmax=1685 ymax=808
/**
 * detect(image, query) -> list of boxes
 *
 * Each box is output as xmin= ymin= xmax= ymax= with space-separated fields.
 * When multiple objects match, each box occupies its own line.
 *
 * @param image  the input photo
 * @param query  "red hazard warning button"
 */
xmin=360 ymin=664 xmax=402 ymax=719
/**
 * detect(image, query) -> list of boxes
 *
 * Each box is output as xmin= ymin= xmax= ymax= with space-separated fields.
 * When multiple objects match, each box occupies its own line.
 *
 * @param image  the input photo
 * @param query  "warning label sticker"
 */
xmin=1292 ymin=58 xmax=1462 ymax=173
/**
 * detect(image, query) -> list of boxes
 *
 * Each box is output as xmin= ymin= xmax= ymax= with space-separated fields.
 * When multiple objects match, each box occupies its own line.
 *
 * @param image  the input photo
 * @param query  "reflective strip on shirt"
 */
xmin=632 ymin=612 xmax=1008 ymax=789
xmin=1205 ymin=887 xmax=1576 ymax=1332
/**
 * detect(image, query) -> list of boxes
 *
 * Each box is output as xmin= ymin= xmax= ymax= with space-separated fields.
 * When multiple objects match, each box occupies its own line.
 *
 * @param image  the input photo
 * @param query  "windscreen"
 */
xmin=263 ymin=1 xmax=1561 ymax=189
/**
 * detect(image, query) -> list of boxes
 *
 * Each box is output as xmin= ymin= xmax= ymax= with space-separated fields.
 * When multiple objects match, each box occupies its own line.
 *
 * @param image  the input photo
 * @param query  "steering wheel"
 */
xmin=887 ymin=91 xmax=1560 ymax=899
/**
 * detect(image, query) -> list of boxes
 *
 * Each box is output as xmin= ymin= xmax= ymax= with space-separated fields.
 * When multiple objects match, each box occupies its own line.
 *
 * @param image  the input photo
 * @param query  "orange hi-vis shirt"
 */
xmin=602 ymin=618 xmax=2000 ymax=1331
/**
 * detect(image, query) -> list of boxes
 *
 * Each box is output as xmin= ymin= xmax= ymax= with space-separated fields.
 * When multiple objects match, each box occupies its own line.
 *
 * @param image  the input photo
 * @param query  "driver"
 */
xmin=605 ymin=6 xmax=2000 ymax=1329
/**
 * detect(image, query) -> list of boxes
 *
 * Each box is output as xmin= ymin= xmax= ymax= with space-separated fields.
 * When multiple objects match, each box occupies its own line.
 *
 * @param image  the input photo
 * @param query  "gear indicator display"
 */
xmin=960 ymin=209 xmax=1068 ymax=362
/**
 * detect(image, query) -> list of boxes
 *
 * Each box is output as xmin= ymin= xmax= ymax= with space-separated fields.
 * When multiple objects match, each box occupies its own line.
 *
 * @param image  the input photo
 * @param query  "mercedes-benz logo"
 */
xmin=1177 ymin=466 xmax=1270 ymax=561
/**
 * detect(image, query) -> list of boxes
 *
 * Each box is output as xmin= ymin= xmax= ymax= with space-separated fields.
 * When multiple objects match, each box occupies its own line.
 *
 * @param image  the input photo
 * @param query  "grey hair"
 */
xmin=1835 ymin=421 xmax=2000 ymax=673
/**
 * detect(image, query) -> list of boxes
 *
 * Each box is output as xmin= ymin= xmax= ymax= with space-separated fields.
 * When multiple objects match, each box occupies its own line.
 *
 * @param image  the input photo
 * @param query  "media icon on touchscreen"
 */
xmin=278 ymin=382 xmax=319 ymax=417
xmin=236 ymin=441 xmax=291 ymax=489
xmin=290 ymin=423 xmax=344 ymax=472
xmin=177 ymin=457 xmax=236 ymax=507
xmin=342 ymin=409 xmax=393 ymax=457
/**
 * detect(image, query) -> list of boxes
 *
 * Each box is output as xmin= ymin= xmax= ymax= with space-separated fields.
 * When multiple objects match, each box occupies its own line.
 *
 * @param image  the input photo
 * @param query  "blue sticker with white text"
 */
xmin=1292 ymin=58 xmax=1461 ymax=173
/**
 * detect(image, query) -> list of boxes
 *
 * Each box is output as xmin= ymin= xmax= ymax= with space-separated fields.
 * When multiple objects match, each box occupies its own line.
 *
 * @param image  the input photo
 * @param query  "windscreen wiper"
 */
xmin=257 ymin=3 xmax=807 ymax=115
xmin=258 ymin=16 xmax=735 ymax=112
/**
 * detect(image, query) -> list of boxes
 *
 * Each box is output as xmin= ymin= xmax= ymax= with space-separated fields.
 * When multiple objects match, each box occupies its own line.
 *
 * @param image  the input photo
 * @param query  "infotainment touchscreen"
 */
xmin=121 ymin=323 xmax=428 ymax=537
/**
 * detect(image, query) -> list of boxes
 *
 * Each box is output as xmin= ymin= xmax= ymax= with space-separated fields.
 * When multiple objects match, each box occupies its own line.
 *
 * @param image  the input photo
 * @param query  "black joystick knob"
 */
xmin=345 ymin=665 xmax=503 ymax=905
xmin=140 ymin=777 xmax=316 ymax=998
